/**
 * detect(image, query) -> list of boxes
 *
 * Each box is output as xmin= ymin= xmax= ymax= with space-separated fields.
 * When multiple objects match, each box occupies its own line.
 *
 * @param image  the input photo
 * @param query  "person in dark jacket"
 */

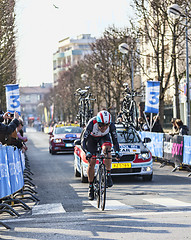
xmin=152 ymin=115 xmax=164 ymax=133
xmin=142 ymin=115 xmax=150 ymax=131
xmin=138 ymin=117 xmax=145 ymax=131
xmin=169 ymin=118 xmax=179 ymax=135
xmin=0 ymin=111 xmax=20 ymax=144
xmin=175 ymin=119 xmax=189 ymax=135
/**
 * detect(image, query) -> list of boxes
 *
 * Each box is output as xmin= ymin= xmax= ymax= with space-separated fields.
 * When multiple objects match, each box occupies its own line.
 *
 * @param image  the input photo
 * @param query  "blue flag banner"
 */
xmin=138 ymin=131 xmax=163 ymax=158
xmin=145 ymin=81 xmax=160 ymax=114
xmin=183 ymin=136 xmax=191 ymax=165
xmin=5 ymin=84 xmax=21 ymax=114
xmin=0 ymin=145 xmax=11 ymax=198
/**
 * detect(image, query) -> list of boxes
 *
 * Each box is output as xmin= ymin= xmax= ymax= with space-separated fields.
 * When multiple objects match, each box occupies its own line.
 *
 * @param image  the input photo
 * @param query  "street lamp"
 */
xmin=118 ymin=42 xmax=134 ymax=91
xmin=168 ymin=4 xmax=190 ymax=132
xmin=81 ymin=73 xmax=88 ymax=82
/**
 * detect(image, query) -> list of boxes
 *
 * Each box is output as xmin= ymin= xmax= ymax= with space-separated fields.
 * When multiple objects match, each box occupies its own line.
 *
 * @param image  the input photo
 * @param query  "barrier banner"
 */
xmin=138 ymin=131 xmax=163 ymax=158
xmin=163 ymin=134 xmax=184 ymax=165
xmin=14 ymin=148 xmax=24 ymax=189
xmin=145 ymin=81 xmax=160 ymax=114
xmin=6 ymin=146 xmax=24 ymax=193
xmin=183 ymin=136 xmax=191 ymax=165
xmin=5 ymin=84 xmax=21 ymax=114
xmin=6 ymin=146 xmax=18 ymax=194
xmin=19 ymin=151 xmax=25 ymax=172
xmin=0 ymin=145 xmax=11 ymax=199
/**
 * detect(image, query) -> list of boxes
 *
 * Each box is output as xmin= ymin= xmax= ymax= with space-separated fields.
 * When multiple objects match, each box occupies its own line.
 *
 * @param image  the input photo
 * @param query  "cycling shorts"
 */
xmin=85 ymin=134 xmax=112 ymax=154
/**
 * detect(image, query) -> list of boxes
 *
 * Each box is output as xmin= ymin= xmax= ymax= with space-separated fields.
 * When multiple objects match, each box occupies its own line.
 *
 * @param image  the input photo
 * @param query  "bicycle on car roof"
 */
xmin=75 ymin=86 xmax=95 ymax=128
xmin=120 ymin=83 xmax=142 ymax=129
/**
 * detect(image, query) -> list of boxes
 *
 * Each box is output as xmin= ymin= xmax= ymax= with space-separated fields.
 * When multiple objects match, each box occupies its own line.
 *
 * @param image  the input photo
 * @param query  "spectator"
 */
xmin=138 ymin=117 xmax=145 ymax=131
xmin=17 ymin=119 xmax=28 ymax=143
xmin=169 ymin=118 xmax=179 ymax=135
xmin=142 ymin=115 xmax=150 ymax=131
xmin=116 ymin=112 xmax=123 ymax=123
xmin=17 ymin=119 xmax=28 ymax=152
xmin=175 ymin=119 xmax=189 ymax=136
xmin=152 ymin=115 xmax=164 ymax=133
xmin=0 ymin=111 xmax=20 ymax=144
xmin=3 ymin=115 xmax=26 ymax=152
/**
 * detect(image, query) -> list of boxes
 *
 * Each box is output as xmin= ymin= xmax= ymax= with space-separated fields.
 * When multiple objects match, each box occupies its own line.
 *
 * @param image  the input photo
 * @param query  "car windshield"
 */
xmin=54 ymin=126 xmax=82 ymax=134
xmin=116 ymin=127 xmax=141 ymax=143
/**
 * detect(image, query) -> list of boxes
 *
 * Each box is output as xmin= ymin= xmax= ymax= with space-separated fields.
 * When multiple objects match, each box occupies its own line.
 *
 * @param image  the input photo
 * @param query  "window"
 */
xmin=26 ymin=95 xmax=30 ymax=102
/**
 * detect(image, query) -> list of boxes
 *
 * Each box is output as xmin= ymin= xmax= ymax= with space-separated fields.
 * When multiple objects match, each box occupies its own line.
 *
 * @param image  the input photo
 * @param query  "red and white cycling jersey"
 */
xmin=90 ymin=120 xmax=110 ymax=137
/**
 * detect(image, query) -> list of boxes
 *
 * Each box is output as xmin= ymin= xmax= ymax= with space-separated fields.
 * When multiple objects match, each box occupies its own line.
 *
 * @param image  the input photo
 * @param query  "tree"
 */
xmin=53 ymin=25 xmax=141 ymax=121
xmin=82 ymin=26 xmax=140 ymax=115
xmin=131 ymin=0 xmax=191 ymax=125
xmin=0 ymin=0 xmax=16 ymax=110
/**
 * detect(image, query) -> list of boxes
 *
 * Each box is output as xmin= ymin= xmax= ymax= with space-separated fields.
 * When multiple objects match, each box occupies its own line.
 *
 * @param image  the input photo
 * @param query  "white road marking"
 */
xmin=89 ymin=200 xmax=134 ymax=210
xmin=3 ymin=210 xmax=191 ymax=223
xmin=32 ymin=203 xmax=65 ymax=215
xmin=143 ymin=197 xmax=191 ymax=208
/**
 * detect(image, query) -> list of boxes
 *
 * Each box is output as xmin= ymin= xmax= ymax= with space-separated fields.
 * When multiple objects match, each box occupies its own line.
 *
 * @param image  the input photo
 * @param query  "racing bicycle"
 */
xmin=93 ymin=147 xmax=106 ymax=211
xmin=121 ymin=83 xmax=138 ymax=129
xmin=93 ymin=148 xmax=112 ymax=211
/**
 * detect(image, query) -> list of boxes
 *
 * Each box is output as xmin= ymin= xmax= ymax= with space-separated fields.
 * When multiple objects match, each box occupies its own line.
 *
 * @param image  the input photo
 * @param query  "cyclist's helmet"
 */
xmin=96 ymin=110 xmax=111 ymax=124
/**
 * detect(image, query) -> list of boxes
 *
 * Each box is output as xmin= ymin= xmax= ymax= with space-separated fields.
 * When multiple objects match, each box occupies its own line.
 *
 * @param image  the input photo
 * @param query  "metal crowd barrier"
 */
xmin=138 ymin=131 xmax=191 ymax=173
xmin=0 ymin=144 xmax=39 ymax=229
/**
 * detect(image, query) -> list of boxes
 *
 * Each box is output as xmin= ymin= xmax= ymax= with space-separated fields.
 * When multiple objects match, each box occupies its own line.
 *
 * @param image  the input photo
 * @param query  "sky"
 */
xmin=15 ymin=0 xmax=133 ymax=87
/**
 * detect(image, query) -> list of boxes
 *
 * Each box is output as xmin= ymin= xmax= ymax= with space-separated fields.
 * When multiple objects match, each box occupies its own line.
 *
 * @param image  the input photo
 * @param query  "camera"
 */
xmin=8 ymin=113 xmax=14 ymax=118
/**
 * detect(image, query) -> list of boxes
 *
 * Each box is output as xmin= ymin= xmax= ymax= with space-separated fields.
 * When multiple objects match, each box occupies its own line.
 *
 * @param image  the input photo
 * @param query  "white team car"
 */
xmin=74 ymin=124 xmax=153 ymax=182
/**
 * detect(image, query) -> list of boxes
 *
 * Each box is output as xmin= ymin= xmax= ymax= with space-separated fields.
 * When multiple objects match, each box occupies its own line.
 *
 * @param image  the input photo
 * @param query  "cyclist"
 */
xmin=81 ymin=110 xmax=120 ymax=200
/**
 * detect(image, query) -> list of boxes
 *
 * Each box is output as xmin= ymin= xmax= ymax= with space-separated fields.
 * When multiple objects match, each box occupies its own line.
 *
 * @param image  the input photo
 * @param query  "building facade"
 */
xmin=20 ymin=83 xmax=52 ymax=124
xmin=53 ymin=34 xmax=96 ymax=85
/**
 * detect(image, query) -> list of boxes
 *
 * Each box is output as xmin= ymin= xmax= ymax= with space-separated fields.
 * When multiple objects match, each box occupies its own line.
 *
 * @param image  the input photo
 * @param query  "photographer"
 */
xmin=0 ymin=111 xmax=20 ymax=144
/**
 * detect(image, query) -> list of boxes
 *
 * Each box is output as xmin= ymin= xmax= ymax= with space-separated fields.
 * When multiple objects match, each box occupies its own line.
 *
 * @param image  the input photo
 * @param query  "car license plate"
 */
xmin=65 ymin=143 xmax=73 ymax=147
xmin=112 ymin=163 xmax=131 ymax=169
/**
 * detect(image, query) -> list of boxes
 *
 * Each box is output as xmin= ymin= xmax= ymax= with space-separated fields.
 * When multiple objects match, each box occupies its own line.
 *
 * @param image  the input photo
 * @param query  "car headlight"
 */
xmin=138 ymin=152 xmax=150 ymax=160
xmin=53 ymin=138 xmax=62 ymax=143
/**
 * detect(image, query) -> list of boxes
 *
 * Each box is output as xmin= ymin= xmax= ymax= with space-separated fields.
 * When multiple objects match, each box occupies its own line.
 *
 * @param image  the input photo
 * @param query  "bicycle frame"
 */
xmin=93 ymin=148 xmax=107 ymax=211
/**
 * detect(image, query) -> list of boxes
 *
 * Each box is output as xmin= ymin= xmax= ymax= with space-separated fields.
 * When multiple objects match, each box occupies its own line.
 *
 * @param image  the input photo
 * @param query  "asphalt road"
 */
xmin=1 ymin=128 xmax=191 ymax=240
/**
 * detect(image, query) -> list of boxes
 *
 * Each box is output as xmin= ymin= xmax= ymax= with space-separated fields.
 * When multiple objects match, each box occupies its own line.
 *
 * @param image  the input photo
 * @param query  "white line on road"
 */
xmin=3 ymin=209 xmax=191 ymax=223
xmin=143 ymin=197 xmax=191 ymax=208
xmin=89 ymin=200 xmax=134 ymax=210
xmin=32 ymin=203 xmax=66 ymax=215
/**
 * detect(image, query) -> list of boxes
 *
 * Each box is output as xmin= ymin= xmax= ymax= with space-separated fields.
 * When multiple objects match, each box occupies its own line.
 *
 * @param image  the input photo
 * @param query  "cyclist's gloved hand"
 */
xmin=86 ymin=152 xmax=92 ymax=160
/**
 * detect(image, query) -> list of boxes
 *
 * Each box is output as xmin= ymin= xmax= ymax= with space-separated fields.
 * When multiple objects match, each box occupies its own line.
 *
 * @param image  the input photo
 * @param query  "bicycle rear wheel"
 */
xmin=130 ymin=101 xmax=138 ymax=129
xmin=97 ymin=164 xmax=106 ymax=211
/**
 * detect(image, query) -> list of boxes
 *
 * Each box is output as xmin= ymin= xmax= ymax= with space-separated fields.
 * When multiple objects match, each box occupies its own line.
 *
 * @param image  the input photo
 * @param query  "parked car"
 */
xmin=74 ymin=124 xmax=153 ymax=182
xmin=49 ymin=124 xmax=82 ymax=154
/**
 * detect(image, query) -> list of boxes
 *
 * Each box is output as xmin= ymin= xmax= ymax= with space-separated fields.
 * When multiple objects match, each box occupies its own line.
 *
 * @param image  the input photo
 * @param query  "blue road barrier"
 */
xmin=139 ymin=131 xmax=191 ymax=168
xmin=20 ymin=151 xmax=25 ymax=172
xmin=14 ymin=147 xmax=24 ymax=189
xmin=183 ymin=136 xmax=191 ymax=165
xmin=0 ymin=145 xmax=25 ymax=200
xmin=138 ymin=131 xmax=164 ymax=158
xmin=0 ymin=145 xmax=11 ymax=199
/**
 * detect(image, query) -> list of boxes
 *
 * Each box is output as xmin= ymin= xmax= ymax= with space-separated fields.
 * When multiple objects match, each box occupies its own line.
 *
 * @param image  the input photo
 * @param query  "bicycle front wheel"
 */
xmin=97 ymin=164 xmax=106 ymax=211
